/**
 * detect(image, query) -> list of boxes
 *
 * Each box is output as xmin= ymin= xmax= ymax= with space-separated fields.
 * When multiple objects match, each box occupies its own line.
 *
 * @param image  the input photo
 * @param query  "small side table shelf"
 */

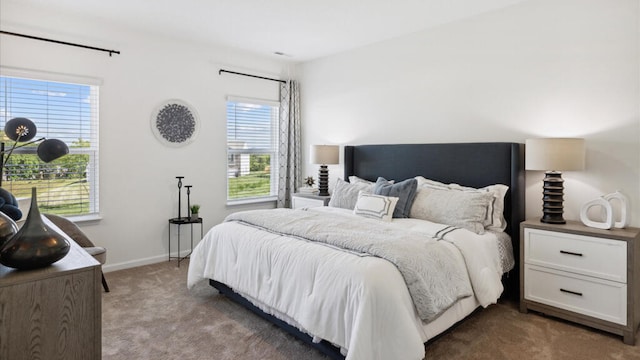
xmin=168 ymin=217 xmax=203 ymax=267
xmin=291 ymin=193 xmax=331 ymax=209
xmin=520 ymin=219 xmax=640 ymax=345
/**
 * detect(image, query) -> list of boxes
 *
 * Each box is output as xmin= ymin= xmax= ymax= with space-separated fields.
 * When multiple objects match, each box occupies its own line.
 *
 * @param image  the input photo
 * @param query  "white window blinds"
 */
xmin=226 ymin=97 xmax=279 ymax=202
xmin=0 ymin=71 xmax=99 ymax=217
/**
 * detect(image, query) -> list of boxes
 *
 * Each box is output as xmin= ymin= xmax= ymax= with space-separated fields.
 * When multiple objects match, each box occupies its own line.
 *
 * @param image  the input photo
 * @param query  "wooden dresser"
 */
xmin=0 ymin=232 xmax=102 ymax=360
xmin=520 ymin=219 xmax=640 ymax=344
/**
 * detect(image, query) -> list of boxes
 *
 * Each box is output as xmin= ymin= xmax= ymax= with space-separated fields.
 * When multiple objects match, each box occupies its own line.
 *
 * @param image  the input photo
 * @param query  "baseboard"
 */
xmin=102 ymin=250 xmax=191 ymax=272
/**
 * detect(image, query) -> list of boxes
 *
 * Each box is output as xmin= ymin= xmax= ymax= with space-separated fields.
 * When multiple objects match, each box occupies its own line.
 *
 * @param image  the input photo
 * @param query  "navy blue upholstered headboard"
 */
xmin=344 ymin=142 xmax=525 ymax=296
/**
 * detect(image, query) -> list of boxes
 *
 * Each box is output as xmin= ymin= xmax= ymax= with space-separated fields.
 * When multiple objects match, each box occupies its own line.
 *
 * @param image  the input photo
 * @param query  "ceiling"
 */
xmin=5 ymin=0 xmax=527 ymax=62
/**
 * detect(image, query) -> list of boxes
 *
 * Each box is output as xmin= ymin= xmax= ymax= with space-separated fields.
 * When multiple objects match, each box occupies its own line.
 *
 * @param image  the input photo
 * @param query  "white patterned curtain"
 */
xmin=277 ymin=80 xmax=301 ymax=208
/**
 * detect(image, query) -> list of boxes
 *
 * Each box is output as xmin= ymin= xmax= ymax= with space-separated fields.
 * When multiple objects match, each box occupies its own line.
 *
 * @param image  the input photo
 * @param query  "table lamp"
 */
xmin=310 ymin=145 xmax=339 ymax=196
xmin=525 ymin=138 xmax=585 ymax=224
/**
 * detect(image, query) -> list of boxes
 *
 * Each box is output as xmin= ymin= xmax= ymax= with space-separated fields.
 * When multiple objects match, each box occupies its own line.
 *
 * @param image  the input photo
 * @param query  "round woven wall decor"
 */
xmin=151 ymin=99 xmax=199 ymax=147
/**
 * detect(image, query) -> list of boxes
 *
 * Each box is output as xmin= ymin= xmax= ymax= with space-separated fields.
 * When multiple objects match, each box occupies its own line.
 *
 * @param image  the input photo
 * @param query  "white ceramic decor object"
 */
xmin=604 ymin=191 xmax=630 ymax=228
xmin=580 ymin=197 xmax=614 ymax=230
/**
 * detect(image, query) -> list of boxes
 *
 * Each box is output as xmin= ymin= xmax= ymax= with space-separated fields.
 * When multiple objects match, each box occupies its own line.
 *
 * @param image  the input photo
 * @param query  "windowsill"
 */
xmin=16 ymin=213 xmax=102 ymax=227
xmin=65 ymin=214 xmax=103 ymax=223
xmin=226 ymin=196 xmax=277 ymax=206
xmin=16 ymin=196 xmax=102 ymax=224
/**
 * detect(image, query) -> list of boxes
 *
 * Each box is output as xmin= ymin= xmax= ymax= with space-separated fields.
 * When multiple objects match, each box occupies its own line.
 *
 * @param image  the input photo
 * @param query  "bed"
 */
xmin=188 ymin=142 xmax=525 ymax=360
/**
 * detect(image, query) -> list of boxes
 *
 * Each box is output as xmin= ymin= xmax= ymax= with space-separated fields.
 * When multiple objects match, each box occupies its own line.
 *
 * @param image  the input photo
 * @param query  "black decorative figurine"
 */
xmin=176 ymin=176 xmax=184 ymax=219
xmin=185 ymin=185 xmax=192 ymax=218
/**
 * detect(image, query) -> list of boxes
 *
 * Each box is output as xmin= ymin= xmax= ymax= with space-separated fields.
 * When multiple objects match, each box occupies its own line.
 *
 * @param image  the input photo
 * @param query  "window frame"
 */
xmin=0 ymin=66 xmax=101 ymax=220
xmin=225 ymin=96 xmax=280 ymax=205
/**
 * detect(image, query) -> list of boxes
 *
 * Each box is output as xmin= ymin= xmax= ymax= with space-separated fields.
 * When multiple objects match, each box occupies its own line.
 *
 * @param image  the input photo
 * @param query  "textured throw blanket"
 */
xmin=225 ymin=208 xmax=473 ymax=321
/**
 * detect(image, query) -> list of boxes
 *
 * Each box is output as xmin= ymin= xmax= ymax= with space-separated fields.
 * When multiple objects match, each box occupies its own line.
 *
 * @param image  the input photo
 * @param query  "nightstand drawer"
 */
xmin=524 ymin=228 xmax=626 ymax=282
xmin=525 ymin=265 xmax=627 ymax=325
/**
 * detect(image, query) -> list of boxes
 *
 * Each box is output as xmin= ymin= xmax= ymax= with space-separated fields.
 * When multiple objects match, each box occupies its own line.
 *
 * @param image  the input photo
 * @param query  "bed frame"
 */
xmin=212 ymin=142 xmax=525 ymax=359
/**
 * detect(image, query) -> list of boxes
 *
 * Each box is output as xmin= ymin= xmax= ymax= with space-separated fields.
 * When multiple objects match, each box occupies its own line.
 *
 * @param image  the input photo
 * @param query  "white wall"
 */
xmin=0 ymin=1 xmax=288 ymax=270
xmin=1 ymin=0 xmax=638 ymax=271
xmin=300 ymin=0 xmax=640 ymax=226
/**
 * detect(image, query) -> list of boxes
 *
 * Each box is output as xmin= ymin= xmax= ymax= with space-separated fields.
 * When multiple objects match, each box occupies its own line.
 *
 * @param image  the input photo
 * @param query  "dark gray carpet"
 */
xmin=102 ymin=261 xmax=640 ymax=359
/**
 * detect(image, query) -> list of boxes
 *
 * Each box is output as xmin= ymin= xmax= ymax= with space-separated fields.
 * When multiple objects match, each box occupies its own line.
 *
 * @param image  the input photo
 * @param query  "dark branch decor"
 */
xmin=0 ymin=117 xmax=70 ymax=212
xmin=151 ymin=100 xmax=199 ymax=147
xmin=0 ymin=117 xmax=70 ymax=269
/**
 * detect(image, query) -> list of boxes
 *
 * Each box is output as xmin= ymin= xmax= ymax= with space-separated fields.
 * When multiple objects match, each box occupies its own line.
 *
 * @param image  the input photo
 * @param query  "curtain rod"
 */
xmin=219 ymin=69 xmax=285 ymax=84
xmin=0 ymin=30 xmax=120 ymax=56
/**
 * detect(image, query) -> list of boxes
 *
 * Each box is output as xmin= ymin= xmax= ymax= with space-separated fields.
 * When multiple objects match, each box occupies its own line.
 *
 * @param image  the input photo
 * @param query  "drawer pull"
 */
xmin=560 ymin=288 xmax=583 ymax=297
xmin=560 ymin=250 xmax=583 ymax=257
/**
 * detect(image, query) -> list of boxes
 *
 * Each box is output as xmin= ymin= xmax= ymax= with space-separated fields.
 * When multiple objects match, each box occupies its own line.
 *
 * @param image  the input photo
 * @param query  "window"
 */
xmin=0 ymin=70 xmax=99 ymax=217
xmin=226 ymin=97 xmax=279 ymax=202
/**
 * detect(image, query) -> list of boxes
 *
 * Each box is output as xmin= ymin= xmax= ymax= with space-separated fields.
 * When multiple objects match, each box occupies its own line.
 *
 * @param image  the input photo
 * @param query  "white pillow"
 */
xmin=353 ymin=192 xmax=399 ymax=222
xmin=409 ymin=186 xmax=493 ymax=234
xmin=349 ymin=175 xmax=394 ymax=185
xmin=414 ymin=176 xmax=449 ymax=189
xmin=450 ymin=183 xmax=508 ymax=232
xmin=414 ymin=176 xmax=509 ymax=232
xmin=328 ymin=178 xmax=372 ymax=210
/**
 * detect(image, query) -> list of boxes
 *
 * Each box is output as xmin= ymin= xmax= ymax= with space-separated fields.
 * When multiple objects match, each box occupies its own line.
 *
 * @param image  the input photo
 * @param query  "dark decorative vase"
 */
xmin=0 ymin=210 xmax=18 ymax=249
xmin=0 ymin=187 xmax=70 ymax=270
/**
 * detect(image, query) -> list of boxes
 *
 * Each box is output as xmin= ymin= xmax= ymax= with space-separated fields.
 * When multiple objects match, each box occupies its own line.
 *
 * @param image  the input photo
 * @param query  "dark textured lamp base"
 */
xmin=541 ymin=171 xmax=566 ymax=224
xmin=318 ymin=165 xmax=329 ymax=196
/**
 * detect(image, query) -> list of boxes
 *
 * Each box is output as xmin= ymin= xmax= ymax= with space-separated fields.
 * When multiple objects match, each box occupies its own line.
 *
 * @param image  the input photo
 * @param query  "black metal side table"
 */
xmin=168 ymin=217 xmax=203 ymax=267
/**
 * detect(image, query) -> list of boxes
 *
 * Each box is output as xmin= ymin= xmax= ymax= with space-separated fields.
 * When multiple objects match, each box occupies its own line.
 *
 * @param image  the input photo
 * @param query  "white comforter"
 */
xmin=188 ymin=207 xmax=506 ymax=360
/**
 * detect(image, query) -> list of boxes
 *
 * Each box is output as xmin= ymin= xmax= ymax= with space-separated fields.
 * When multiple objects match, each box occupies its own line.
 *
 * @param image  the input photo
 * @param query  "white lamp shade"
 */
xmin=310 ymin=145 xmax=339 ymax=165
xmin=525 ymin=138 xmax=585 ymax=171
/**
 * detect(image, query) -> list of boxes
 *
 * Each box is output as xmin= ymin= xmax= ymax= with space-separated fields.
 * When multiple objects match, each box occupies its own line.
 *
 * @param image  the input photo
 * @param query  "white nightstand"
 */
xmin=520 ymin=219 xmax=640 ymax=344
xmin=291 ymin=193 xmax=331 ymax=209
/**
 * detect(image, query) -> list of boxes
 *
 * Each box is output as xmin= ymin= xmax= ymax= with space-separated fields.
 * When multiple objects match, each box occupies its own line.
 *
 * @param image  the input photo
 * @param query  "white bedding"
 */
xmin=187 ymin=207 xmax=510 ymax=360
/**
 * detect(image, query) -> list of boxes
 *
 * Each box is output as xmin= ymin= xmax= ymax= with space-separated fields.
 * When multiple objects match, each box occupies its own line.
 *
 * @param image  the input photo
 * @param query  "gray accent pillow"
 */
xmin=328 ymin=178 xmax=372 ymax=210
xmin=409 ymin=186 xmax=493 ymax=234
xmin=373 ymin=177 xmax=418 ymax=218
